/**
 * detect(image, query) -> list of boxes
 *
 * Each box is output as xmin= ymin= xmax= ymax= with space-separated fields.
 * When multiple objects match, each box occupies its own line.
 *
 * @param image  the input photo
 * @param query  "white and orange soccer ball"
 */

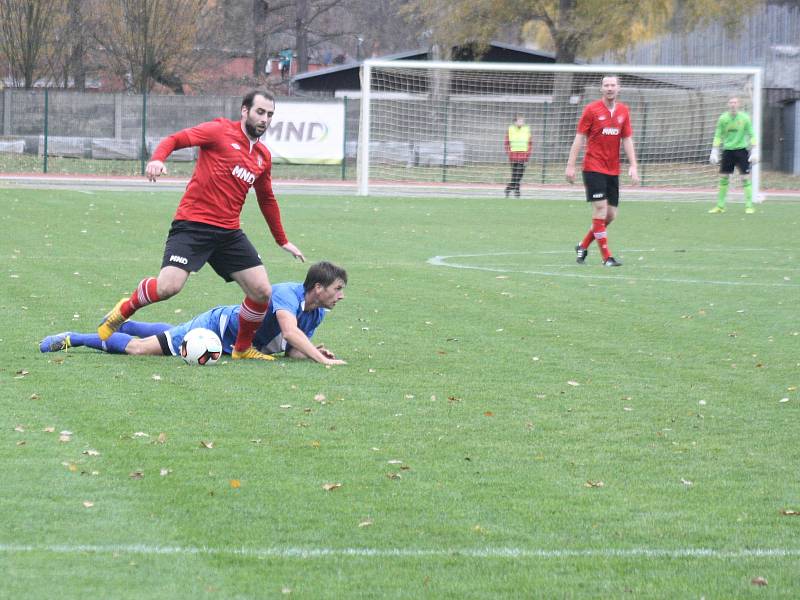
xmin=180 ymin=328 xmax=222 ymax=366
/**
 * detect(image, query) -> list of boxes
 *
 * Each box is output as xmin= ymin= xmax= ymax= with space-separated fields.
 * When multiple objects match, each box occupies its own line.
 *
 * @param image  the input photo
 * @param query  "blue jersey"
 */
xmin=164 ymin=282 xmax=326 ymax=356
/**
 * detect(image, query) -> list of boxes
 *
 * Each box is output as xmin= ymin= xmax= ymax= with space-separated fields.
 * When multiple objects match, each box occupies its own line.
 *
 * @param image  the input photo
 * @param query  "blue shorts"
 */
xmin=159 ymin=306 xmax=236 ymax=356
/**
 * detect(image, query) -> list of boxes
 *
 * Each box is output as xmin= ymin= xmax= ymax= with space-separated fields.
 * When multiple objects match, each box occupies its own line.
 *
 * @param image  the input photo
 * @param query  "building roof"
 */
xmin=292 ymin=42 xmax=558 ymax=93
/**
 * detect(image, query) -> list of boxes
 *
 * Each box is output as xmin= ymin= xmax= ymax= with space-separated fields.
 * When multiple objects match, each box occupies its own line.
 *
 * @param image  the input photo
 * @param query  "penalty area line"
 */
xmin=1 ymin=543 xmax=800 ymax=560
xmin=428 ymin=254 xmax=800 ymax=288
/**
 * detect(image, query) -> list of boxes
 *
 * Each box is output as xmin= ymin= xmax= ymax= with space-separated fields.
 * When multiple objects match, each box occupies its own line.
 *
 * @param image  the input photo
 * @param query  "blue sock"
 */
xmin=119 ymin=321 xmax=172 ymax=337
xmin=70 ymin=332 xmax=132 ymax=354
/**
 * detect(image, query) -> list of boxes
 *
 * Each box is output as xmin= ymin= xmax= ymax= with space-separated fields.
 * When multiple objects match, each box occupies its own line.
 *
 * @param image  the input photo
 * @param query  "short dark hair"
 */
xmin=304 ymin=261 xmax=348 ymax=292
xmin=242 ymin=90 xmax=275 ymax=111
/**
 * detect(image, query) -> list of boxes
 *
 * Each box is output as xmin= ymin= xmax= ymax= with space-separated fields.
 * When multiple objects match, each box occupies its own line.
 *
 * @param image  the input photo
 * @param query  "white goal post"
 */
xmin=358 ymin=60 xmax=762 ymax=200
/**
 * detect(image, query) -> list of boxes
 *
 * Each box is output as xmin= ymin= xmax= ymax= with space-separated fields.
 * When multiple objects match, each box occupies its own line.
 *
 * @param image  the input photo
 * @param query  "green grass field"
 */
xmin=2 ymin=187 xmax=799 ymax=598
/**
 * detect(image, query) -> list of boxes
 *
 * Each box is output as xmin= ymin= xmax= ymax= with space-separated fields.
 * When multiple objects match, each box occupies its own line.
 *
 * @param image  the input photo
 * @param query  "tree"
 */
xmin=403 ymin=0 xmax=760 ymax=63
xmin=93 ymin=0 xmax=210 ymax=93
xmin=0 ymin=0 xmax=67 ymax=88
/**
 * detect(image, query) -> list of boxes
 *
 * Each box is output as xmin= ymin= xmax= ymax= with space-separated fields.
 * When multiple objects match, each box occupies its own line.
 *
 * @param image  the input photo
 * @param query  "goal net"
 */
xmin=358 ymin=61 xmax=762 ymax=201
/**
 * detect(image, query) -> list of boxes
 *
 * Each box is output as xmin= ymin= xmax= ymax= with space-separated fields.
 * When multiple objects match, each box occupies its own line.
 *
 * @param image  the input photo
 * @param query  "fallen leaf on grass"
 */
xmin=132 ymin=432 xmax=149 ymax=438
xmin=567 ymin=381 xmax=580 ymax=387
xmin=230 ymin=479 xmax=241 ymax=489
xmin=160 ymin=468 xmax=172 ymax=477
xmin=358 ymin=519 xmax=373 ymax=528
xmin=279 ymin=404 xmax=292 ymax=409
xmin=58 ymin=434 xmax=72 ymax=443
xmin=13 ymin=425 xmax=25 ymax=432
xmin=751 ymin=577 xmax=768 ymax=587
xmin=156 ymin=432 xmax=167 ymax=444
xmin=129 ymin=470 xmax=144 ymax=479
xmin=386 ymin=472 xmax=402 ymax=480
xmin=681 ymin=478 xmax=693 ymax=486
xmin=200 ymin=440 xmax=214 ymax=449
xmin=322 ymin=483 xmax=342 ymax=491
xmin=82 ymin=501 xmax=94 ymax=508
xmin=314 ymin=393 xmax=326 ymax=403
xmin=14 ymin=369 xmax=29 ymax=378
xmin=16 ymin=441 xmax=26 ymax=446
xmin=780 ymin=509 xmax=800 ymax=516
xmin=151 ymin=374 xmax=161 ymax=381
xmin=82 ymin=449 xmax=100 ymax=456
xmin=584 ymin=480 xmax=604 ymax=488
xmin=30 ymin=393 xmax=39 ymax=400
xmin=484 ymin=411 xmax=494 ymax=417
xmin=387 ymin=460 xmax=403 ymax=465
xmin=42 ymin=427 xmax=55 ymax=433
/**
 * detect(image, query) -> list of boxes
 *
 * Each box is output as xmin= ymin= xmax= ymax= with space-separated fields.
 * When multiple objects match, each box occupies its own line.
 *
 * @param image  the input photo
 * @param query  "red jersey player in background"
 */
xmin=565 ymin=75 xmax=639 ymax=267
xmin=97 ymin=90 xmax=305 ymax=361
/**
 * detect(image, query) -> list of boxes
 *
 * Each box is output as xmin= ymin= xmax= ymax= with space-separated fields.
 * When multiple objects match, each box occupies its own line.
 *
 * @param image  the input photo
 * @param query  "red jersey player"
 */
xmin=97 ymin=90 xmax=305 ymax=361
xmin=565 ymin=75 xmax=639 ymax=267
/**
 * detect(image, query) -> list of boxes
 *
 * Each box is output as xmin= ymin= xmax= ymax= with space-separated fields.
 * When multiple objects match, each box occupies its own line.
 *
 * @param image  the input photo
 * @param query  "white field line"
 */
xmin=1 ymin=543 xmax=800 ymax=560
xmin=428 ymin=253 xmax=800 ymax=288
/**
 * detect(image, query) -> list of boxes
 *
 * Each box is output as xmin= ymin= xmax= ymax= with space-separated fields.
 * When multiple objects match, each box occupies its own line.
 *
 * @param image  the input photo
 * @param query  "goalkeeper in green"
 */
xmin=708 ymin=96 xmax=758 ymax=214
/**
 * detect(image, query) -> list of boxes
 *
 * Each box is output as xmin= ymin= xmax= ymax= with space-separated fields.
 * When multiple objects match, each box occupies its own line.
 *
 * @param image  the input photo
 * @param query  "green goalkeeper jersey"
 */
xmin=713 ymin=111 xmax=754 ymax=150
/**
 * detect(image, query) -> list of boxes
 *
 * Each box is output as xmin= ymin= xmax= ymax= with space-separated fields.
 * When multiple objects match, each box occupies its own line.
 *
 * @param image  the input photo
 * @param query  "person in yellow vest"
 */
xmin=504 ymin=115 xmax=532 ymax=197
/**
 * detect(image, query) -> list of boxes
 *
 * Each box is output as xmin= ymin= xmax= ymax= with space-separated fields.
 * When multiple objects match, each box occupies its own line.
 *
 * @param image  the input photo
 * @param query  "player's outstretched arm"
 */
xmin=276 ymin=311 xmax=345 ymax=365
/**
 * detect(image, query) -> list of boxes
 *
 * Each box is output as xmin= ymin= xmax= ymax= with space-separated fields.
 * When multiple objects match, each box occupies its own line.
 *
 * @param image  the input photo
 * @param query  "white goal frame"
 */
xmin=358 ymin=60 xmax=762 ymax=199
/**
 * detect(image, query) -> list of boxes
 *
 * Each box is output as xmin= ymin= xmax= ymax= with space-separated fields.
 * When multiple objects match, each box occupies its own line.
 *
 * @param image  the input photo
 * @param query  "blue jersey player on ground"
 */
xmin=40 ymin=262 xmax=347 ymax=366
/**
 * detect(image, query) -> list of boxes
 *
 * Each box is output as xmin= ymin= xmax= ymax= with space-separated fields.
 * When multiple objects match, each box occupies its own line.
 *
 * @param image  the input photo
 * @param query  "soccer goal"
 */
xmin=357 ymin=60 xmax=762 ymax=201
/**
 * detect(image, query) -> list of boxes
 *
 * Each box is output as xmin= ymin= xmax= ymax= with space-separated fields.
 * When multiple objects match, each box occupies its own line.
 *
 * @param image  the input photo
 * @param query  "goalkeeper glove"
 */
xmin=709 ymin=147 xmax=720 ymax=165
xmin=748 ymin=147 xmax=759 ymax=164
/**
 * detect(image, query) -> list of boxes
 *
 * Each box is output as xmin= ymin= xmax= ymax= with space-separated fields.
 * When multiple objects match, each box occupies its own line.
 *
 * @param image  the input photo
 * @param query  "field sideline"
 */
xmin=2 ymin=188 xmax=799 ymax=598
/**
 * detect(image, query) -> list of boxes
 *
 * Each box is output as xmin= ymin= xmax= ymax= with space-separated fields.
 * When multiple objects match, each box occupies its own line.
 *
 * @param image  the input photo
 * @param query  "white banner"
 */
xmin=261 ymin=102 xmax=345 ymax=165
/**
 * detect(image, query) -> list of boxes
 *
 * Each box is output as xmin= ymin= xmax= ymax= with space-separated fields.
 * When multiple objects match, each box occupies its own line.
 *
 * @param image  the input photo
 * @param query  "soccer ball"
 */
xmin=180 ymin=328 xmax=222 ymax=366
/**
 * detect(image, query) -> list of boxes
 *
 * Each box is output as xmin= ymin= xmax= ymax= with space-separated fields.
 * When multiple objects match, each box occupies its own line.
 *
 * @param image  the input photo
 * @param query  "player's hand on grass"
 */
xmin=709 ymin=147 xmax=720 ymax=165
xmin=629 ymin=165 xmax=640 ymax=185
xmin=317 ymin=345 xmax=335 ymax=359
xmin=145 ymin=160 xmax=167 ymax=181
xmin=324 ymin=358 xmax=347 ymax=366
xmin=281 ymin=242 xmax=305 ymax=262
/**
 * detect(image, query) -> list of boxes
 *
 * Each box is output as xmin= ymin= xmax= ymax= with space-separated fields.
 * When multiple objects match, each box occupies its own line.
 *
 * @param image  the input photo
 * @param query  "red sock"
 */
xmin=580 ymin=229 xmax=594 ymax=250
xmin=121 ymin=277 xmax=160 ymax=318
xmin=234 ymin=297 xmax=268 ymax=352
xmin=592 ymin=218 xmax=611 ymax=260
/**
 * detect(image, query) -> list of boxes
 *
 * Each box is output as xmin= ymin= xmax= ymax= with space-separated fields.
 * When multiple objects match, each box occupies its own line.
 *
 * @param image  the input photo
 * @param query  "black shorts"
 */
xmin=161 ymin=220 xmax=263 ymax=282
xmin=582 ymin=171 xmax=619 ymax=206
xmin=720 ymin=148 xmax=750 ymax=175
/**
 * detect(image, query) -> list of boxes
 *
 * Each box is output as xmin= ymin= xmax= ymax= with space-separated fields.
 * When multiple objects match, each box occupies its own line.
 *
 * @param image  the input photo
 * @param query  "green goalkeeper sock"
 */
xmin=717 ymin=177 xmax=729 ymax=208
xmin=743 ymin=179 xmax=753 ymax=208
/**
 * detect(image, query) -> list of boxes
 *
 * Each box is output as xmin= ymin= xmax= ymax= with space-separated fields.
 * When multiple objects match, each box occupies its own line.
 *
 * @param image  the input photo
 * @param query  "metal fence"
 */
xmin=0 ymin=89 xmax=360 ymax=180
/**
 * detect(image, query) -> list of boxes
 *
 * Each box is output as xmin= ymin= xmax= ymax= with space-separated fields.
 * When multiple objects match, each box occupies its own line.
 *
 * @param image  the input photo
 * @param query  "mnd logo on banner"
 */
xmin=262 ymin=102 xmax=344 ymax=165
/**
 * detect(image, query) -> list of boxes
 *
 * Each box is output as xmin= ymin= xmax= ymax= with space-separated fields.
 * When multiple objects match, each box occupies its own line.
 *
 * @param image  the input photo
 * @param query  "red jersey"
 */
xmin=576 ymin=100 xmax=633 ymax=176
xmin=151 ymin=118 xmax=287 ymax=245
